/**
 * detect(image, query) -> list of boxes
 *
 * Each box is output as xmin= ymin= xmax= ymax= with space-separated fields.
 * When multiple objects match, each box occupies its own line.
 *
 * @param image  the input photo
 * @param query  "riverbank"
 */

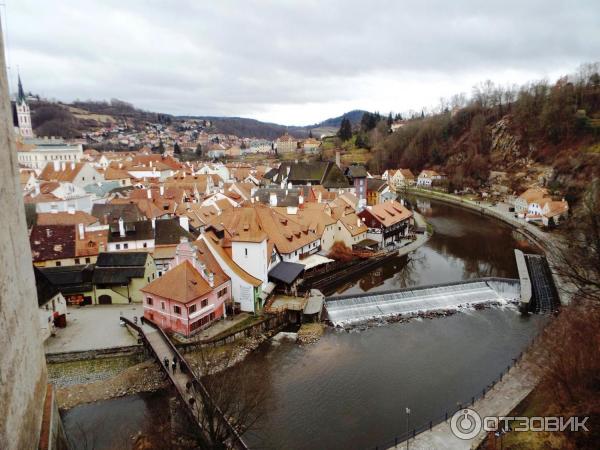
xmin=53 ymin=327 xmax=277 ymax=410
xmin=406 ymin=187 xmax=571 ymax=304
xmin=384 ymin=188 xmax=563 ymax=449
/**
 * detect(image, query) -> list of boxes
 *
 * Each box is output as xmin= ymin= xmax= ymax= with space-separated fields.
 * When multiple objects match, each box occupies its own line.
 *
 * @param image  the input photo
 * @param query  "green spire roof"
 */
xmin=17 ymin=74 xmax=26 ymax=105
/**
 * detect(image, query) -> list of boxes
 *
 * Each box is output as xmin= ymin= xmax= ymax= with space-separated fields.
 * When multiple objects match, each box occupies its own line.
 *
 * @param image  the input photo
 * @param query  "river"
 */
xmin=61 ymin=198 xmax=546 ymax=450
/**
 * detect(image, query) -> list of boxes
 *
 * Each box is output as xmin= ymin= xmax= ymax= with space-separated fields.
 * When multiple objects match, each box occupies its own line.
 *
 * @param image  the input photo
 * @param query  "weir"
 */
xmin=324 ymin=278 xmax=520 ymax=326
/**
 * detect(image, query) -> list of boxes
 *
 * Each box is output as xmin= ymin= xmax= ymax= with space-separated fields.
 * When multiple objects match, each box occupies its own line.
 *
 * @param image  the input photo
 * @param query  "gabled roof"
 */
xmin=39 ymin=162 xmax=92 ymax=183
xmin=202 ymin=233 xmax=262 ymax=287
xmin=91 ymin=203 xmax=146 ymax=225
xmin=36 ymin=211 xmax=99 ymax=227
xmin=154 ymin=218 xmax=195 ymax=245
xmin=108 ymin=220 xmax=154 ymax=243
xmin=34 ymin=266 xmax=61 ymax=306
xmin=361 ymin=200 xmax=413 ymax=227
xmin=141 ymin=260 xmax=212 ymax=304
xmin=268 ymin=261 xmax=304 ymax=285
xmin=95 ymin=252 xmax=149 ymax=267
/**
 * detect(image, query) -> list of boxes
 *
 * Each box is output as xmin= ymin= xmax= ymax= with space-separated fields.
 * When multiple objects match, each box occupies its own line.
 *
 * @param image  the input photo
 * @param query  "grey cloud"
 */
xmin=6 ymin=0 xmax=600 ymax=123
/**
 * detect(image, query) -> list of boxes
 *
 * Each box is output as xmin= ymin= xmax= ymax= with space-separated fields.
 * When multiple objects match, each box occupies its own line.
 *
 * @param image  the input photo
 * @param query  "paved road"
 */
xmin=45 ymin=304 xmax=142 ymax=353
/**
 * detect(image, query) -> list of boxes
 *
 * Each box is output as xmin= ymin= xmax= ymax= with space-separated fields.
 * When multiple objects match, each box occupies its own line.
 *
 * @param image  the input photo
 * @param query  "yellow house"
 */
xmin=92 ymin=252 xmax=156 ymax=304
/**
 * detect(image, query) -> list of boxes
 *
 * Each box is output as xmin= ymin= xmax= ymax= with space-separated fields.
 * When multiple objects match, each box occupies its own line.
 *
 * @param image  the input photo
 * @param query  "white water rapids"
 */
xmin=325 ymin=280 xmax=520 ymax=326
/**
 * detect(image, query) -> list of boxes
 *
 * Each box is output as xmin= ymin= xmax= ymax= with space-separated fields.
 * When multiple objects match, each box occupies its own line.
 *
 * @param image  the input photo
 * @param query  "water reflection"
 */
xmin=336 ymin=198 xmax=539 ymax=296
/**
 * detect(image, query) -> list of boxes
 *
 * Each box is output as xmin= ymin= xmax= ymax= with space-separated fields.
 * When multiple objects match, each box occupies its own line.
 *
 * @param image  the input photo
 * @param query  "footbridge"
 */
xmin=324 ymin=278 xmax=520 ymax=327
xmin=121 ymin=317 xmax=249 ymax=450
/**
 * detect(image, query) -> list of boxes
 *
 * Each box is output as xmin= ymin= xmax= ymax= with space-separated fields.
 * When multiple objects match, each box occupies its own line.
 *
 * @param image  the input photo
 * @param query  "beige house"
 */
xmin=336 ymin=213 xmax=368 ymax=248
xmin=275 ymin=133 xmax=298 ymax=153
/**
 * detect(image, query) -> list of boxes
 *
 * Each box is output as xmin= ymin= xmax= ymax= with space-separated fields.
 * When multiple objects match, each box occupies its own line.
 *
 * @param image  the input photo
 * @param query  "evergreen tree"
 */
xmin=309 ymin=129 xmax=313 ymax=138
xmin=158 ymin=139 xmax=165 ymax=154
xmin=174 ymin=142 xmax=182 ymax=154
xmin=338 ymin=117 xmax=352 ymax=141
xmin=387 ymin=112 xmax=393 ymax=127
xmin=195 ymin=144 xmax=203 ymax=157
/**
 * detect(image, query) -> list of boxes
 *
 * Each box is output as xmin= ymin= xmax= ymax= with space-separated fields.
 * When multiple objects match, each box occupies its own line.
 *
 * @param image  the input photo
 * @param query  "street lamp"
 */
xmin=406 ymin=407 xmax=411 ymax=450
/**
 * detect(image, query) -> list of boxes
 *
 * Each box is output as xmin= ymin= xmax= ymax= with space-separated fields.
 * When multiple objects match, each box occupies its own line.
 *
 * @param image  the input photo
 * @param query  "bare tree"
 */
xmin=551 ymin=179 xmax=600 ymax=304
xmin=181 ymin=346 xmax=269 ymax=449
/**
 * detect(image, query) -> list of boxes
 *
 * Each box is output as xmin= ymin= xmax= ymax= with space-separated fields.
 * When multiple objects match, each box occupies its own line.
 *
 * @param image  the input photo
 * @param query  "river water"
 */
xmin=62 ymin=199 xmax=546 ymax=450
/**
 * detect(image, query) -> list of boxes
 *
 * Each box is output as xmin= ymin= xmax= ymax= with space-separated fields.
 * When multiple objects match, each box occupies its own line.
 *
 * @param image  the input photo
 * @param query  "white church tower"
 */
xmin=15 ymin=74 xmax=33 ymax=138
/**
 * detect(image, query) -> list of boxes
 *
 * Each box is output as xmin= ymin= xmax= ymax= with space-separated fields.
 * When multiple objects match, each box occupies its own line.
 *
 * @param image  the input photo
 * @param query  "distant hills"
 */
xmin=30 ymin=98 xmax=369 ymax=140
xmin=179 ymin=109 xmax=369 ymax=140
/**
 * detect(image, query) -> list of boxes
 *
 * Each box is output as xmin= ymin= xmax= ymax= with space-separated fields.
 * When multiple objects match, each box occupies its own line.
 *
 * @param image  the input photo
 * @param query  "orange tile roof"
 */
xmin=367 ymin=200 xmax=413 ymax=227
xmin=37 ymin=211 xmax=99 ymax=226
xmin=202 ymin=233 xmax=262 ymax=287
xmin=141 ymin=260 xmax=213 ymax=304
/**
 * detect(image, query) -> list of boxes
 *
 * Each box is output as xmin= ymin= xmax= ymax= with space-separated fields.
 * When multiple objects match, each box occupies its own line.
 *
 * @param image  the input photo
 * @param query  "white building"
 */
xmin=17 ymin=138 xmax=83 ymax=170
xmin=416 ymin=170 xmax=443 ymax=187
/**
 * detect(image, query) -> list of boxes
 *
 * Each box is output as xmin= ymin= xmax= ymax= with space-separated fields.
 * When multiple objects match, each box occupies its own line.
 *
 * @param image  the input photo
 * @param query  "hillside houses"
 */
xmin=514 ymin=187 xmax=569 ymax=226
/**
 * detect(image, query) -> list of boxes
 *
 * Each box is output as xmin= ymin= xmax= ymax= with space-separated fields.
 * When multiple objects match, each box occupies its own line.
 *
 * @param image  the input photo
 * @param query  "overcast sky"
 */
xmin=4 ymin=0 xmax=599 ymax=125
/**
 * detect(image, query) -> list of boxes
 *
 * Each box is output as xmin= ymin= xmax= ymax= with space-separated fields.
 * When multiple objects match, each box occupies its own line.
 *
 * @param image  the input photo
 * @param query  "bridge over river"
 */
xmin=121 ymin=317 xmax=249 ymax=449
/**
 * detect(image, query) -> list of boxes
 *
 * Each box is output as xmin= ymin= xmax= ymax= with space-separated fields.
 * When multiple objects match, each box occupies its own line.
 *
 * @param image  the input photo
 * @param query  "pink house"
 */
xmin=141 ymin=239 xmax=231 ymax=336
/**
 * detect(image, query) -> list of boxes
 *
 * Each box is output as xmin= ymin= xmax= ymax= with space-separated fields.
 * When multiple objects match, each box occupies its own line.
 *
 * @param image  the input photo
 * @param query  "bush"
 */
xmin=327 ymin=241 xmax=354 ymax=262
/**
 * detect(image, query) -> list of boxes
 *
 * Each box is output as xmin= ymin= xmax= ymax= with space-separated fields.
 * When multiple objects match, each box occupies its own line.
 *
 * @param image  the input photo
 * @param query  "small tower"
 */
xmin=15 ymin=74 xmax=33 ymax=138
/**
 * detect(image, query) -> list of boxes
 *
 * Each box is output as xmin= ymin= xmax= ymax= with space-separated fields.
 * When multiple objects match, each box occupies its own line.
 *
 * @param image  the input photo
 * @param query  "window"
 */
xmin=75 ymin=258 xmax=80 ymax=264
xmin=174 ymin=305 xmax=181 ymax=315
xmin=85 ymin=257 xmax=91 ymax=263
xmin=143 ymin=242 xmax=147 ymax=248
xmin=201 ymin=299 xmax=208 ymax=308
xmin=161 ymin=302 xmax=165 ymax=310
xmin=124 ymin=243 xmax=129 ymax=249
xmin=55 ymin=261 xmax=61 ymax=267
xmin=147 ymin=276 xmax=150 ymax=282
xmin=217 ymin=287 xmax=227 ymax=297
xmin=189 ymin=304 xmax=197 ymax=314
xmin=147 ymin=297 xmax=153 ymax=305
xmin=116 ymin=244 xmax=121 ymax=250
xmin=244 ymin=248 xmax=248 ymax=257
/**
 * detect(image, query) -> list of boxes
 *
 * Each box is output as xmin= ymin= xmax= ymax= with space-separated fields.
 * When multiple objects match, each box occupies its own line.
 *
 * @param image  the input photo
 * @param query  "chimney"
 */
xmin=78 ymin=223 xmax=85 ymax=240
xmin=146 ymin=189 xmax=152 ymax=199
xmin=335 ymin=151 xmax=341 ymax=169
xmin=159 ymin=185 xmax=164 ymax=196
xmin=179 ymin=216 xmax=189 ymax=232
xmin=118 ymin=217 xmax=125 ymax=237
xmin=269 ymin=192 xmax=278 ymax=207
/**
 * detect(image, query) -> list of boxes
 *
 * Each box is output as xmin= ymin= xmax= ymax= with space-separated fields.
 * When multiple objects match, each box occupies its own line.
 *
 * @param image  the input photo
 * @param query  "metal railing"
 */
xmin=121 ymin=316 xmax=250 ymax=450
xmin=367 ymin=325 xmax=548 ymax=450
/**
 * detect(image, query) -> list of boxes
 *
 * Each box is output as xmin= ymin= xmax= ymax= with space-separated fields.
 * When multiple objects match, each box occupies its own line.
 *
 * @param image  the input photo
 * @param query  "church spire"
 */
xmin=17 ymin=74 xmax=26 ymax=105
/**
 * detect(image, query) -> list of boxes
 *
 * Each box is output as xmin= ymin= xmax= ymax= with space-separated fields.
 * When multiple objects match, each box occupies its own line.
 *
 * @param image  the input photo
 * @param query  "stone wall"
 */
xmin=0 ymin=26 xmax=49 ymax=450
